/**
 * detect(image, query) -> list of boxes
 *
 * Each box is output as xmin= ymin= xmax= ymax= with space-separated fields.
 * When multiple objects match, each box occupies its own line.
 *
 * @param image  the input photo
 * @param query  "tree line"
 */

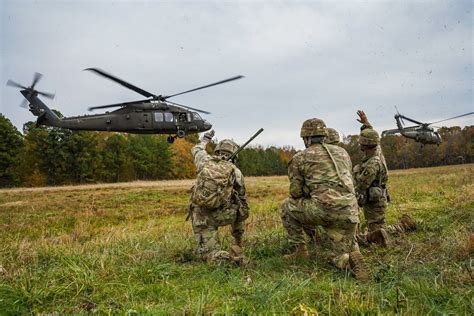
xmin=0 ymin=114 xmax=293 ymax=187
xmin=1 ymin=113 xmax=472 ymax=187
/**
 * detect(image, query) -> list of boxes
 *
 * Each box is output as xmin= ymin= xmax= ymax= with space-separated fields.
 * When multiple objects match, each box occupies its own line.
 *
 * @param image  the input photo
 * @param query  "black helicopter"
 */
xmin=381 ymin=110 xmax=474 ymax=145
xmin=7 ymin=70 xmax=243 ymax=143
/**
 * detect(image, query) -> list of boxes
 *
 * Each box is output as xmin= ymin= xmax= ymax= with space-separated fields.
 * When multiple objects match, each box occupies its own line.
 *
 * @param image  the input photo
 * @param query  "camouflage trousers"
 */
xmin=191 ymin=203 xmax=245 ymax=261
xmin=363 ymin=203 xmax=386 ymax=232
xmin=363 ymin=202 xmax=405 ymax=234
xmin=281 ymin=197 xmax=360 ymax=268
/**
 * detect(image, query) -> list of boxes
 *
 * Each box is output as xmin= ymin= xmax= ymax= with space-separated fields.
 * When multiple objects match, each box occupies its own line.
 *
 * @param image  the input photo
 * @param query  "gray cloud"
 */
xmin=1 ymin=0 xmax=472 ymax=149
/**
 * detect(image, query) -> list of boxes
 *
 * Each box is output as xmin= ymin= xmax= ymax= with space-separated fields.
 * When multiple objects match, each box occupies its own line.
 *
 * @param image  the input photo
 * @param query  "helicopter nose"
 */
xmin=203 ymin=121 xmax=212 ymax=131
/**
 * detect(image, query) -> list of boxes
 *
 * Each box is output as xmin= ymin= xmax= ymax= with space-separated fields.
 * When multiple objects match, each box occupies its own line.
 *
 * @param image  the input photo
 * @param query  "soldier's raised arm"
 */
xmin=357 ymin=110 xmax=374 ymax=131
xmin=191 ymin=130 xmax=215 ymax=172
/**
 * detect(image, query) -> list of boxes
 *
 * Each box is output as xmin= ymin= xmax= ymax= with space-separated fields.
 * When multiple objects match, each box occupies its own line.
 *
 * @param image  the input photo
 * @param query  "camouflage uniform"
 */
xmin=281 ymin=119 xmax=364 ymax=274
xmin=301 ymin=127 xmax=341 ymax=244
xmin=355 ymin=123 xmax=414 ymax=235
xmin=354 ymin=154 xmax=389 ymax=231
xmin=190 ymin=137 xmax=248 ymax=262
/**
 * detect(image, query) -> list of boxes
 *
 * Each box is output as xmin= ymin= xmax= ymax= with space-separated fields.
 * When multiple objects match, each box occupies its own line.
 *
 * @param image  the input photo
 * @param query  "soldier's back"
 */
xmin=294 ymin=144 xmax=357 ymax=213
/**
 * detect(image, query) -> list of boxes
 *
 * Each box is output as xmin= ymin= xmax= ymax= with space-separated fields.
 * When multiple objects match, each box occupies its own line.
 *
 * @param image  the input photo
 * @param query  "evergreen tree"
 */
xmin=65 ymin=131 xmax=102 ymax=183
xmin=17 ymin=122 xmax=72 ymax=185
xmin=101 ymin=133 xmax=129 ymax=182
xmin=0 ymin=114 xmax=23 ymax=187
xmin=127 ymin=135 xmax=172 ymax=180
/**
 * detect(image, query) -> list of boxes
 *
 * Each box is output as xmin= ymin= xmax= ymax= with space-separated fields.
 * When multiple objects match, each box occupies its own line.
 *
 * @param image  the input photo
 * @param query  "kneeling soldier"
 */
xmin=281 ymin=118 xmax=370 ymax=281
xmin=354 ymin=110 xmax=417 ymax=247
xmin=189 ymin=130 xmax=249 ymax=264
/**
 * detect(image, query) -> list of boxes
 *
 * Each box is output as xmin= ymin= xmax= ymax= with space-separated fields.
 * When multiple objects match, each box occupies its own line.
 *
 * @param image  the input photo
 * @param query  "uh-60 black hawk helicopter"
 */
xmin=7 ymin=69 xmax=244 ymax=143
xmin=381 ymin=110 xmax=474 ymax=146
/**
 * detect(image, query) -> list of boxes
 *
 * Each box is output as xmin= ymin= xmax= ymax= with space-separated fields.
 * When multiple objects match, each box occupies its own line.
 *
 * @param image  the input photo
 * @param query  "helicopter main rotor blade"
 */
xmin=85 ymin=68 xmax=157 ymax=98
xmin=6 ymin=80 xmax=27 ymax=89
xmin=398 ymin=114 xmax=424 ymax=125
xmin=88 ymin=98 xmax=152 ymax=111
xmin=428 ymin=112 xmax=474 ymax=125
xmin=38 ymin=91 xmax=56 ymax=99
xmin=31 ymin=72 xmax=43 ymax=89
xmin=163 ymin=75 xmax=244 ymax=99
xmin=165 ymin=100 xmax=211 ymax=115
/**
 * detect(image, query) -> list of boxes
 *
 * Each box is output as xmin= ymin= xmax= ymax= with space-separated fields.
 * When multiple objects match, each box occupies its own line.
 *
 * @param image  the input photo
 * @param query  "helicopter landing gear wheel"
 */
xmin=176 ymin=130 xmax=186 ymax=138
xmin=167 ymin=135 xmax=175 ymax=144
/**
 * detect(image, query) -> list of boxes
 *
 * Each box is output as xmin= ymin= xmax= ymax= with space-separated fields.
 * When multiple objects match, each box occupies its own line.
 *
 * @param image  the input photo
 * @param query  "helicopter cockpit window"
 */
xmin=164 ymin=112 xmax=174 ymax=122
xmin=187 ymin=113 xmax=192 ymax=121
xmin=192 ymin=112 xmax=202 ymax=121
xmin=154 ymin=112 xmax=164 ymax=122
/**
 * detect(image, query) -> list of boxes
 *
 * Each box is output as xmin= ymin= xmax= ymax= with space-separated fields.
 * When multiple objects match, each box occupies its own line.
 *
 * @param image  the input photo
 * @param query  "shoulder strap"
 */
xmin=322 ymin=143 xmax=353 ymax=192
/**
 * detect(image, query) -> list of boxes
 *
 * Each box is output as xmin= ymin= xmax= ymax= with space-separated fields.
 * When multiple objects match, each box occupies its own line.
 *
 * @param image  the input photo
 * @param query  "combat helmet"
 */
xmin=325 ymin=128 xmax=340 ymax=144
xmin=359 ymin=128 xmax=380 ymax=146
xmin=214 ymin=139 xmax=239 ymax=158
xmin=300 ymin=118 xmax=327 ymax=137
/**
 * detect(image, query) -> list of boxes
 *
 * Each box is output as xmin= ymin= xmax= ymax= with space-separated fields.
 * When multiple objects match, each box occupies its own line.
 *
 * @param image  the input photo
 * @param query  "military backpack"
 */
xmin=192 ymin=158 xmax=235 ymax=209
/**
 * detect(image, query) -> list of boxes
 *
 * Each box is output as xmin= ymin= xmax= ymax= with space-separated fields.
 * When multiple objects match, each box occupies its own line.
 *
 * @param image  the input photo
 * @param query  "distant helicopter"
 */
xmin=381 ymin=110 xmax=474 ymax=145
xmin=7 ymin=70 xmax=243 ymax=143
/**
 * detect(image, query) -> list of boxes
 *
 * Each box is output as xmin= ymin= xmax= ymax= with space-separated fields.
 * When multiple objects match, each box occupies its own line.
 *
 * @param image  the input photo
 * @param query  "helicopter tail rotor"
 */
xmin=6 ymin=80 xmax=27 ymax=90
xmin=6 ymin=72 xmax=56 ymax=108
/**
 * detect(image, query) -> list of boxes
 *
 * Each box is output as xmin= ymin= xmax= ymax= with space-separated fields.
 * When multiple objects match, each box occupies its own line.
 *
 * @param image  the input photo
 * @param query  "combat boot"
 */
xmin=233 ymin=236 xmax=243 ymax=248
xmin=399 ymin=214 xmax=417 ymax=232
xmin=349 ymin=251 xmax=370 ymax=281
xmin=283 ymin=244 xmax=309 ymax=260
xmin=367 ymin=228 xmax=390 ymax=247
xmin=229 ymin=245 xmax=248 ymax=266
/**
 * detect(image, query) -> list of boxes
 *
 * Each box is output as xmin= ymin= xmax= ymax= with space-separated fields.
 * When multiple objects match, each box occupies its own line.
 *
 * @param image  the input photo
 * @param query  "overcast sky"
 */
xmin=1 ymin=0 xmax=472 ymax=148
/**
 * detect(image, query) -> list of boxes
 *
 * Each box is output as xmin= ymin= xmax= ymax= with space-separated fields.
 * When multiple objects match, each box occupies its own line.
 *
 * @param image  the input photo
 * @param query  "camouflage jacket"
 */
xmin=355 ymin=123 xmax=389 ymax=204
xmin=288 ymin=143 xmax=358 ymax=217
xmin=191 ymin=140 xmax=247 ymax=206
xmin=355 ymin=151 xmax=388 ymax=191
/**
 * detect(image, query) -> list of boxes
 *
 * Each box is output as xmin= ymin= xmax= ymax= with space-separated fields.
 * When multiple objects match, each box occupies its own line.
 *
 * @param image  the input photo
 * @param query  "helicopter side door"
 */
xmin=139 ymin=112 xmax=152 ymax=130
xmin=153 ymin=111 xmax=176 ymax=133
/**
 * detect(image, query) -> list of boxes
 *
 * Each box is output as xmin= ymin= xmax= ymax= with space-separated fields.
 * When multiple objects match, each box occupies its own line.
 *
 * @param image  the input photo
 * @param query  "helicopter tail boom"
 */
xmin=381 ymin=128 xmax=400 ymax=137
xmin=20 ymin=90 xmax=60 ymax=127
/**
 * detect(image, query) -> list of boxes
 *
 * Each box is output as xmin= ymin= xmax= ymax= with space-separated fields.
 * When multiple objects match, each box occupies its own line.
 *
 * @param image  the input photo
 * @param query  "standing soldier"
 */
xmin=281 ymin=118 xmax=370 ymax=281
xmin=354 ymin=110 xmax=417 ymax=246
xmin=189 ymin=130 xmax=249 ymax=264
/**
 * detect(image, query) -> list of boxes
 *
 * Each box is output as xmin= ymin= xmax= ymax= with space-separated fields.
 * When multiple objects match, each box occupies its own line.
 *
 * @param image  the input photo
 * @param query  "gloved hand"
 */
xmin=202 ymin=130 xmax=215 ymax=142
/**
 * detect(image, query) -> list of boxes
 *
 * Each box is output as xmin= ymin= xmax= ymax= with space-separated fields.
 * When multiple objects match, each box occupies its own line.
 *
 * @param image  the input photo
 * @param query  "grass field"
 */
xmin=1 ymin=164 xmax=473 ymax=314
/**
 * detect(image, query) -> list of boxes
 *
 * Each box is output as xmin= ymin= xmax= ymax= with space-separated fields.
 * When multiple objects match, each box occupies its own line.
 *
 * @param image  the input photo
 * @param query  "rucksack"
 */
xmin=192 ymin=158 xmax=235 ymax=209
